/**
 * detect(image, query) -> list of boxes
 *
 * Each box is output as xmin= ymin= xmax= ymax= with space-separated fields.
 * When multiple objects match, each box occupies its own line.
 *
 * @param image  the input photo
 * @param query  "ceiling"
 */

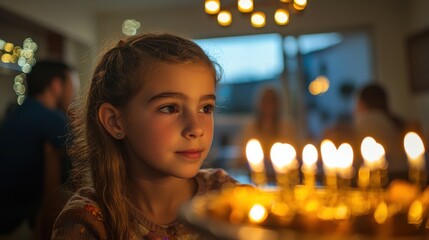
xmin=72 ymin=0 xmax=200 ymax=12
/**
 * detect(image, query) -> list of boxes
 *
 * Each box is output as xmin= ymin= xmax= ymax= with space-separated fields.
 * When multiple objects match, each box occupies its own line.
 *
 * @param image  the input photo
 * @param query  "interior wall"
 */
xmin=0 ymin=0 xmax=95 ymax=46
xmin=0 ymin=0 xmax=427 ymax=136
xmin=406 ymin=0 xmax=429 ymax=139
xmin=96 ymin=0 xmax=428 ymax=133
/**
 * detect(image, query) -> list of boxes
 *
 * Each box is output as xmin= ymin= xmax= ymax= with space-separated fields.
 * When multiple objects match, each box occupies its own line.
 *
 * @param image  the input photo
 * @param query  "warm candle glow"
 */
xmin=302 ymin=143 xmax=318 ymax=169
xmin=205 ymin=0 xmax=220 ymax=14
xmin=321 ymin=139 xmax=337 ymax=171
xmin=246 ymin=139 xmax=265 ymax=172
xmin=408 ymin=200 xmax=424 ymax=225
xmin=248 ymin=204 xmax=268 ymax=223
xmin=337 ymin=143 xmax=353 ymax=169
xmin=377 ymin=143 xmax=386 ymax=167
xmin=374 ymin=201 xmax=388 ymax=224
xmin=238 ymin=0 xmax=253 ymax=13
xmin=270 ymin=143 xmax=296 ymax=173
xmin=361 ymin=137 xmax=384 ymax=169
xmin=404 ymin=132 xmax=425 ymax=169
xmin=337 ymin=143 xmax=353 ymax=178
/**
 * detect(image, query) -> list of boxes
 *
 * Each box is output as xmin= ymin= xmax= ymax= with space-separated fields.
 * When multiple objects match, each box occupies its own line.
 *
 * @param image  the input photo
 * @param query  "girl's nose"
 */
xmin=182 ymin=112 xmax=204 ymax=139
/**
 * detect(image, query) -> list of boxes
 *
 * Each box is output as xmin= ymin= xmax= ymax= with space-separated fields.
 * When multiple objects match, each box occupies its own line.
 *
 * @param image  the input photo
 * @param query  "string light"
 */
xmin=0 ymin=37 xmax=38 ymax=105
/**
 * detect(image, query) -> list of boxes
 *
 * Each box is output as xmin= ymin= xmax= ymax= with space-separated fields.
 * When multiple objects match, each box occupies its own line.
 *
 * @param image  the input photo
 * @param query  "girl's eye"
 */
xmin=158 ymin=105 xmax=179 ymax=114
xmin=200 ymin=104 xmax=214 ymax=114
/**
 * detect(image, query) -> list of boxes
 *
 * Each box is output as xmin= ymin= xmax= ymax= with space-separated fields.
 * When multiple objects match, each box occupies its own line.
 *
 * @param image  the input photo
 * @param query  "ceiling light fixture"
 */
xmin=204 ymin=0 xmax=308 ymax=28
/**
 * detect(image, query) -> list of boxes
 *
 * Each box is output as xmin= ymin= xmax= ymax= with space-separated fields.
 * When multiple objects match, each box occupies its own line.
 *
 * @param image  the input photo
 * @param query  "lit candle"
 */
xmin=270 ymin=142 xmax=297 ymax=174
xmin=321 ymin=140 xmax=337 ymax=174
xmin=360 ymin=137 xmax=386 ymax=188
xmin=404 ymin=132 xmax=426 ymax=170
xmin=321 ymin=139 xmax=337 ymax=189
xmin=246 ymin=139 xmax=267 ymax=186
xmin=360 ymin=137 xmax=385 ymax=170
xmin=336 ymin=143 xmax=353 ymax=180
xmin=404 ymin=132 xmax=426 ymax=188
xmin=302 ymin=144 xmax=318 ymax=171
xmin=302 ymin=144 xmax=318 ymax=187
xmin=270 ymin=142 xmax=298 ymax=189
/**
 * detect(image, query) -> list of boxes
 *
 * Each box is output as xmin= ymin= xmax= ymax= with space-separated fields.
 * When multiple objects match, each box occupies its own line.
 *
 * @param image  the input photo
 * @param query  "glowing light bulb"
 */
xmin=205 ymin=0 xmax=220 ymax=14
xmin=251 ymin=12 xmax=266 ymax=28
xmin=217 ymin=10 xmax=232 ymax=26
xmin=238 ymin=0 xmax=253 ymax=13
xmin=274 ymin=9 xmax=289 ymax=25
xmin=293 ymin=0 xmax=307 ymax=10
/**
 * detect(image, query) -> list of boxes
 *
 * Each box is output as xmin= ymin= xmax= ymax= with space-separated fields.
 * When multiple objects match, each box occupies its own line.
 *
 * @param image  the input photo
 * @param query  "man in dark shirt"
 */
xmin=0 ymin=60 xmax=77 ymax=238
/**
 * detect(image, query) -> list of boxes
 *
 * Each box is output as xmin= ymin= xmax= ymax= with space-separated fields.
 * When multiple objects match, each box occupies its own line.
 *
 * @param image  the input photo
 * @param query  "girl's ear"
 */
xmin=98 ymin=103 xmax=126 ymax=139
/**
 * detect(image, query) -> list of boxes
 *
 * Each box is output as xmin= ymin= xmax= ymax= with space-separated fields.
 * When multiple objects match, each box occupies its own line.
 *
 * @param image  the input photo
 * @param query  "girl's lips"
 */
xmin=175 ymin=149 xmax=204 ymax=160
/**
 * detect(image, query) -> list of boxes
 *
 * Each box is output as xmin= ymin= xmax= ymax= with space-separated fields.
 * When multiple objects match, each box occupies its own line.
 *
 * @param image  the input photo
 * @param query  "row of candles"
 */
xmin=245 ymin=131 xmax=427 ymax=190
xmin=239 ymin=132 xmax=429 ymax=227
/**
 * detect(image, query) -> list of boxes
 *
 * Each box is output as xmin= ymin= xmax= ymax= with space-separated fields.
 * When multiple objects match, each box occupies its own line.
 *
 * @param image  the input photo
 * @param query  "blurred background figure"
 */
xmin=232 ymin=86 xmax=299 ymax=183
xmin=354 ymin=83 xmax=409 ymax=178
xmin=0 ymin=60 xmax=78 ymax=240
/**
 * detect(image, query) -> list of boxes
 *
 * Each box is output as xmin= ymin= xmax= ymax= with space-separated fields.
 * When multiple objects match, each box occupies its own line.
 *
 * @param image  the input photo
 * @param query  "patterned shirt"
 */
xmin=51 ymin=169 xmax=238 ymax=239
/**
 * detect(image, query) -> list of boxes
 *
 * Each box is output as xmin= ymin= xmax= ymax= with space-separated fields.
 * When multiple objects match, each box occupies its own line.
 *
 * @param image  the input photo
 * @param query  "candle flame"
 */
xmin=404 ymin=132 xmax=425 ymax=159
xmin=361 ymin=137 xmax=384 ymax=168
xmin=337 ymin=143 xmax=353 ymax=169
xmin=246 ymin=139 xmax=265 ymax=172
xmin=321 ymin=139 xmax=337 ymax=169
xmin=302 ymin=144 xmax=318 ymax=168
xmin=248 ymin=204 xmax=268 ymax=223
xmin=270 ymin=143 xmax=296 ymax=173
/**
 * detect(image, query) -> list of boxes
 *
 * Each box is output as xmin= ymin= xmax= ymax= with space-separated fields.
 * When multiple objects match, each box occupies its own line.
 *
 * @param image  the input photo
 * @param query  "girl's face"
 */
xmin=124 ymin=62 xmax=216 ymax=179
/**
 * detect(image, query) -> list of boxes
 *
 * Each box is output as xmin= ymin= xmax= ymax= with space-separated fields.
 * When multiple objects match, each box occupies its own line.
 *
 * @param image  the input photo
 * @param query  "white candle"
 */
xmin=404 ymin=132 xmax=426 ymax=170
xmin=270 ymin=142 xmax=296 ymax=174
xmin=246 ymin=139 xmax=265 ymax=172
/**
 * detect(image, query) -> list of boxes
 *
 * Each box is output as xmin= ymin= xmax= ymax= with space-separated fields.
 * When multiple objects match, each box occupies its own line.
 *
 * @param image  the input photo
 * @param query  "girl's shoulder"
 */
xmin=51 ymin=187 xmax=107 ymax=239
xmin=62 ymin=187 xmax=104 ymax=220
xmin=195 ymin=168 xmax=239 ymax=193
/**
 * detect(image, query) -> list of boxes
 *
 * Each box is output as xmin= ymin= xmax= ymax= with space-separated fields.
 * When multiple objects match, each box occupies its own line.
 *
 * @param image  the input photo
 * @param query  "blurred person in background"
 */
xmin=233 ymin=86 xmax=299 ymax=183
xmin=355 ymin=83 xmax=409 ymax=179
xmin=0 ymin=60 xmax=78 ymax=240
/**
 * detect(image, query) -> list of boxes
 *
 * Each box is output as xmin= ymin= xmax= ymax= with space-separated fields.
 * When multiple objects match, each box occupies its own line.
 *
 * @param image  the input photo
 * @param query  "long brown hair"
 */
xmin=68 ymin=33 xmax=220 ymax=239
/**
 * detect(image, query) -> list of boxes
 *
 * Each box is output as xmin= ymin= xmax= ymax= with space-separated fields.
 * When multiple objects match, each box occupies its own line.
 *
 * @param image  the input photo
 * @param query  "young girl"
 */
xmin=51 ymin=33 xmax=237 ymax=239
